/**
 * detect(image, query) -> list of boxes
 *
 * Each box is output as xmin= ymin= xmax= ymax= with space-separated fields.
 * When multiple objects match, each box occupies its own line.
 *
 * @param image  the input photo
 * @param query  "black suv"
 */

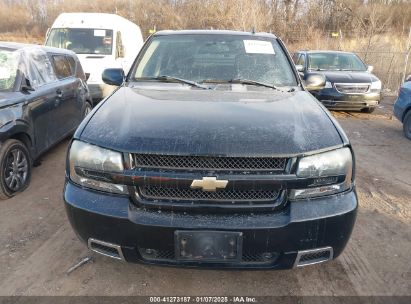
xmin=0 ymin=42 xmax=92 ymax=199
xmin=64 ymin=31 xmax=357 ymax=269
xmin=293 ymin=50 xmax=381 ymax=113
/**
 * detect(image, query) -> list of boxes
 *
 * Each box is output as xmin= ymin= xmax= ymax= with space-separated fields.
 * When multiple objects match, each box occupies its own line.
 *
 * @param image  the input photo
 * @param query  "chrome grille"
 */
xmin=334 ymin=83 xmax=370 ymax=94
xmin=139 ymin=186 xmax=280 ymax=203
xmin=133 ymin=154 xmax=287 ymax=172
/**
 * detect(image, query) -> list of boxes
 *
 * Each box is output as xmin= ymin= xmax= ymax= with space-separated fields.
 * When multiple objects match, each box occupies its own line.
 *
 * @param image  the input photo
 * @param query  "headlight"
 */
xmin=370 ymin=80 xmax=381 ymax=90
xmin=69 ymin=140 xmax=128 ymax=194
xmin=324 ymin=81 xmax=333 ymax=89
xmin=289 ymin=148 xmax=353 ymax=200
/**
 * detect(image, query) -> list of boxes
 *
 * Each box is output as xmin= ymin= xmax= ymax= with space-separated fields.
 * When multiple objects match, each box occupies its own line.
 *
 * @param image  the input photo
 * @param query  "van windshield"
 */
xmin=46 ymin=28 xmax=113 ymax=55
xmin=132 ymin=34 xmax=297 ymax=87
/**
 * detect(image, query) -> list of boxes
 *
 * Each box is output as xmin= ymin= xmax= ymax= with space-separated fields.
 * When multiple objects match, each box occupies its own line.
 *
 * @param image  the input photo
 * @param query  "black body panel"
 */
xmin=79 ymin=86 xmax=343 ymax=156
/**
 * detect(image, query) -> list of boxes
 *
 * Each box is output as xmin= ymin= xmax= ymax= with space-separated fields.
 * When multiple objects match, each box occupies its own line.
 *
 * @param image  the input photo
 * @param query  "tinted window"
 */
xmin=296 ymin=54 xmax=305 ymax=66
xmin=133 ymin=34 xmax=297 ymax=87
xmin=292 ymin=53 xmax=299 ymax=63
xmin=52 ymin=55 xmax=72 ymax=79
xmin=46 ymin=28 xmax=113 ymax=55
xmin=307 ymin=52 xmax=367 ymax=71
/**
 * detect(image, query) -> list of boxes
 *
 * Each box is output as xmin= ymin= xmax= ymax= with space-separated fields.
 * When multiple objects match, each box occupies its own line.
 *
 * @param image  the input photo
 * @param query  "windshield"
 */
xmin=307 ymin=52 xmax=367 ymax=71
xmin=46 ymin=28 xmax=113 ymax=55
xmin=132 ymin=34 xmax=297 ymax=87
xmin=0 ymin=49 xmax=19 ymax=91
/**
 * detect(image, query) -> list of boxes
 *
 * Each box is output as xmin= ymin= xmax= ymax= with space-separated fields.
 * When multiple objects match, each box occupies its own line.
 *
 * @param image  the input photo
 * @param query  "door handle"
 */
xmin=56 ymin=89 xmax=63 ymax=98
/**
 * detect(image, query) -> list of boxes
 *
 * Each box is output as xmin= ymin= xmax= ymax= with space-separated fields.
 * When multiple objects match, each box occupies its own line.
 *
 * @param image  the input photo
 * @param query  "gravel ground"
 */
xmin=0 ymin=97 xmax=410 ymax=297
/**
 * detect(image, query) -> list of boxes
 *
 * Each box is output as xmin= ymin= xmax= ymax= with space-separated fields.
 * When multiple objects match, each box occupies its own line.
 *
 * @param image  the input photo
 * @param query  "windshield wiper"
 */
xmin=229 ymin=78 xmax=278 ymax=90
xmin=201 ymin=78 xmax=279 ymax=90
xmin=135 ymin=75 xmax=209 ymax=89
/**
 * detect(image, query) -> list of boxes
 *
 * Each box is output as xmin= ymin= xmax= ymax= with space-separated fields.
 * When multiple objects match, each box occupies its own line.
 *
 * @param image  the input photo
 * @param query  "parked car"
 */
xmin=293 ymin=50 xmax=381 ymax=113
xmin=64 ymin=30 xmax=357 ymax=269
xmin=45 ymin=13 xmax=144 ymax=100
xmin=393 ymin=75 xmax=411 ymax=139
xmin=0 ymin=42 xmax=92 ymax=199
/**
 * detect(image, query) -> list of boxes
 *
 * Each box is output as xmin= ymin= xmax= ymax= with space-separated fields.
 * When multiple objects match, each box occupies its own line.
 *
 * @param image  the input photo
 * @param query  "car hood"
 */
xmin=315 ymin=71 xmax=378 ymax=83
xmin=79 ymin=85 xmax=343 ymax=156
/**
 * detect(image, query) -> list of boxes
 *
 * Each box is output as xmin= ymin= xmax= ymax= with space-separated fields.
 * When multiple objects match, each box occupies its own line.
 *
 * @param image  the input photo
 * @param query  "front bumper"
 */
xmin=312 ymin=88 xmax=381 ymax=110
xmin=64 ymin=181 xmax=358 ymax=269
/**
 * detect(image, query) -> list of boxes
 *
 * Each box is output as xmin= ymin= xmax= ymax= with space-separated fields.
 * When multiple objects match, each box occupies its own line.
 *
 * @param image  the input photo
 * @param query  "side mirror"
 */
xmin=405 ymin=74 xmax=411 ymax=82
xmin=21 ymin=77 xmax=34 ymax=92
xmin=304 ymin=74 xmax=326 ymax=91
xmin=295 ymin=65 xmax=304 ymax=72
xmin=102 ymin=68 xmax=125 ymax=86
xmin=367 ymin=65 xmax=374 ymax=73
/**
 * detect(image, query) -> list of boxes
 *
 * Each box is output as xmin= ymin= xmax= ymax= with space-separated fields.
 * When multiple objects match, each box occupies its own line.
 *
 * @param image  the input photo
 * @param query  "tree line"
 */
xmin=0 ymin=0 xmax=410 ymax=44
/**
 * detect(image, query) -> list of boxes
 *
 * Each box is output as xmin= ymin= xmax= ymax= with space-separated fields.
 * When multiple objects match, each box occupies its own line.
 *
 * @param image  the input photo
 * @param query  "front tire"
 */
xmin=83 ymin=102 xmax=92 ymax=118
xmin=0 ymin=139 xmax=32 ymax=200
xmin=403 ymin=111 xmax=411 ymax=140
xmin=361 ymin=107 xmax=375 ymax=113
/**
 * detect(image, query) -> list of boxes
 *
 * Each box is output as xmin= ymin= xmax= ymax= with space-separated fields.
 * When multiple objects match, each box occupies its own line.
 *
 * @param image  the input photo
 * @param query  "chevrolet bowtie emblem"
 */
xmin=190 ymin=177 xmax=228 ymax=192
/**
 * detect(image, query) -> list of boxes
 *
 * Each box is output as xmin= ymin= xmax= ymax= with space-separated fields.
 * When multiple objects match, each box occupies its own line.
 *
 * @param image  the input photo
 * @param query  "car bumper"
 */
xmin=312 ymin=89 xmax=381 ymax=110
xmin=64 ymin=181 xmax=358 ymax=269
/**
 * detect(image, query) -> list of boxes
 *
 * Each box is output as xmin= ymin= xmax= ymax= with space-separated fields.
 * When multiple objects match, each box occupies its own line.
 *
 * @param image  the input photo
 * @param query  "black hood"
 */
xmin=315 ymin=71 xmax=379 ymax=83
xmin=78 ymin=85 xmax=344 ymax=157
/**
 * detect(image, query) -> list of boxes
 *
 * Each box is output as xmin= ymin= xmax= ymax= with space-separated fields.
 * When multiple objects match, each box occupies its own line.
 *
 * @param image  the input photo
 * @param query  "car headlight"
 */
xmin=69 ymin=140 xmax=128 ymax=194
xmin=289 ymin=148 xmax=353 ymax=200
xmin=324 ymin=81 xmax=333 ymax=89
xmin=370 ymin=80 xmax=381 ymax=90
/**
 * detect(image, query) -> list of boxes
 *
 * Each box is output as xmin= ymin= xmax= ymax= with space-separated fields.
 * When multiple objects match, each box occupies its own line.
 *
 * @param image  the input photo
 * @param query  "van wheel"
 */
xmin=0 ymin=139 xmax=32 ymax=200
xmin=84 ymin=102 xmax=92 ymax=117
xmin=403 ymin=111 xmax=411 ymax=140
xmin=361 ymin=107 xmax=375 ymax=113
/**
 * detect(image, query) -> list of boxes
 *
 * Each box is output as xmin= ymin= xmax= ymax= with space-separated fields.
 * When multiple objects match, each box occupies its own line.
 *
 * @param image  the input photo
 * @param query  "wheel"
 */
xmin=0 ymin=139 xmax=32 ymax=199
xmin=361 ymin=107 xmax=375 ymax=113
xmin=403 ymin=111 xmax=411 ymax=140
xmin=83 ymin=102 xmax=92 ymax=118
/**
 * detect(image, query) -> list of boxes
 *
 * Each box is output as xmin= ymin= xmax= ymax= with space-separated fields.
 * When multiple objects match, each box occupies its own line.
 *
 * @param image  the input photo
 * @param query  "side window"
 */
xmin=51 ymin=55 xmax=72 ymax=79
xmin=26 ymin=49 xmax=57 ymax=88
xmin=66 ymin=56 xmax=76 ymax=75
xmin=292 ymin=53 xmax=299 ymax=64
xmin=116 ymin=31 xmax=125 ymax=58
xmin=296 ymin=54 xmax=305 ymax=67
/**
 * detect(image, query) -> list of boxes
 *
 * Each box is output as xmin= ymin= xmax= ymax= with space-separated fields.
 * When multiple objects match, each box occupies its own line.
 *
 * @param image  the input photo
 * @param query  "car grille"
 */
xmin=334 ymin=83 xmax=370 ymax=94
xmin=139 ymin=247 xmax=279 ymax=265
xmin=139 ymin=185 xmax=280 ymax=203
xmin=133 ymin=154 xmax=287 ymax=172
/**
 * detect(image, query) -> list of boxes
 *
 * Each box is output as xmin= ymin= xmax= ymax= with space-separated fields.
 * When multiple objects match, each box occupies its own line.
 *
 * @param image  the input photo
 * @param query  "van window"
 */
xmin=52 ymin=55 xmax=72 ymax=79
xmin=116 ymin=31 xmax=125 ymax=58
xmin=46 ymin=28 xmax=113 ymax=55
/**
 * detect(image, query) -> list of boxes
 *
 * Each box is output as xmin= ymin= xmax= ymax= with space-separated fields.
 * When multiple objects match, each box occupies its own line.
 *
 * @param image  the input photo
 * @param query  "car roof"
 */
xmin=51 ymin=13 xmax=140 ymax=30
xmin=298 ymin=50 xmax=356 ymax=55
xmin=153 ymin=29 xmax=277 ymax=39
xmin=0 ymin=41 xmax=75 ymax=56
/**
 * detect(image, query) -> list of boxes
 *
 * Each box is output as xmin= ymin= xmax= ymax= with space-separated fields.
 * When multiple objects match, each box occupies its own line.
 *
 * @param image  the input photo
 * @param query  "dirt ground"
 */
xmin=0 ymin=97 xmax=410 ymax=297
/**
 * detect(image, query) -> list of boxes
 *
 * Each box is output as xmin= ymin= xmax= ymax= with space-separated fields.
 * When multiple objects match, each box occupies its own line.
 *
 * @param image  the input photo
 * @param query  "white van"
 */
xmin=45 ymin=13 xmax=144 ymax=100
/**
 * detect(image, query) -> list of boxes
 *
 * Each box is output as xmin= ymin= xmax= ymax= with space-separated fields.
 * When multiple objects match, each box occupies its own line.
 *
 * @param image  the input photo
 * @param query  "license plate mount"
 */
xmin=175 ymin=231 xmax=243 ymax=262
